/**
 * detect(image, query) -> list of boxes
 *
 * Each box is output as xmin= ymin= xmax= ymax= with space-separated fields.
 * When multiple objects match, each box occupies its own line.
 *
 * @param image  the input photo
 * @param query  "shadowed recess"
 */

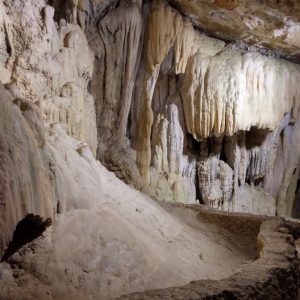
xmin=1 ymin=214 xmax=52 ymax=262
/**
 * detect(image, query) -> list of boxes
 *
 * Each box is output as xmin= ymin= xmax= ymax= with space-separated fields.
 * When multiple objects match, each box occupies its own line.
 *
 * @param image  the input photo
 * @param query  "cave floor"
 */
xmin=0 ymin=177 xmax=262 ymax=300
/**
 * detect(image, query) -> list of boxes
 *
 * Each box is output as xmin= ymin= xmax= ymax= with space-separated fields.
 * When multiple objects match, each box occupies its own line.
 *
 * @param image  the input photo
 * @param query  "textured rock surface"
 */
xmin=170 ymin=0 xmax=300 ymax=63
xmin=0 ymin=0 xmax=300 ymax=299
xmin=0 ymin=0 xmax=96 ymax=154
xmin=89 ymin=0 xmax=143 ymax=185
xmin=0 ymin=84 xmax=54 ymax=258
xmin=87 ymin=0 xmax=300 ymax=215
xmin=118 ymin=215 xmax=300 ymax=300
xmin=0 ymin=0 xmax=96 ymax=255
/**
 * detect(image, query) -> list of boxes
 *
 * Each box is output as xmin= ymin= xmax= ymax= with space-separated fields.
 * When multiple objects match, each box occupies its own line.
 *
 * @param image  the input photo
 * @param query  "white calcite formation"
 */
xmin=0 ymin=0 xmax=298 ymax=224
xmin=0 ymin=0 xmax=96 ymax=154
xmin=0 ymin=0 xmax=96 ymax=255
xmin=182 ymin=49 xmax=300 ymax=140
xmin=123 ymin=1 xmax=300 ymax=214
xmin=0 ymin=85 xmax=54 ymax=256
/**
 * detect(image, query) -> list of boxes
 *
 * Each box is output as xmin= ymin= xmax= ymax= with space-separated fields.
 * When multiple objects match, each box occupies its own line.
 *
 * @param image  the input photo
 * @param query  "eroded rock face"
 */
xmin=87 ymin=0 xmax=300 ymax=215
xmin=170 ymin=0 xmax=300 ymax=63
xmin=0 ymin=0 xmax=96 ymax=255
xmin=0 ymin=0 xmax=96 ymax=154
xmin=0 ymin=85 xmax=54 ymax=257
xmin=89 ymin=0 xmax=143 ymax=186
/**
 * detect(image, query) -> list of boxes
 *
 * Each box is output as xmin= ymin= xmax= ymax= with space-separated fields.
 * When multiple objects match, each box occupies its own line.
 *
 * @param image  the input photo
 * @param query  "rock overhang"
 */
xmin=169 ymin=0 xmax=300 ymax=64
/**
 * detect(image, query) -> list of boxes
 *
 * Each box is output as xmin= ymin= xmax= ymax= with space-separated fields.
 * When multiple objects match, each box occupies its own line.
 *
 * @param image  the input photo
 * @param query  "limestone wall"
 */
xmin=88 ymin=0 xmax=300 ymax=215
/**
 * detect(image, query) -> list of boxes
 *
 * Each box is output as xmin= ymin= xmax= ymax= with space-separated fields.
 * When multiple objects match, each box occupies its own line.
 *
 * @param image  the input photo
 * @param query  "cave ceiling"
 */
xmin=169 ymin=0 xmax=300 ymax=62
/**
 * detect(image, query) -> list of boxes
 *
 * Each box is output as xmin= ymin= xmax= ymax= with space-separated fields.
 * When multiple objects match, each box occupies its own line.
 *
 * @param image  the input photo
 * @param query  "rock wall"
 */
xmin=0 ymin=0 xmax=96 ymax=154
xmin=0 ymin=0 xmax=96 ymax=255
xmin=88 ymin=0 xmax=300 ymax=216
xmin=170 ymin=0 xmax=300 ymax=63
xmin=0 ymin=84 xmax=54 ymax=257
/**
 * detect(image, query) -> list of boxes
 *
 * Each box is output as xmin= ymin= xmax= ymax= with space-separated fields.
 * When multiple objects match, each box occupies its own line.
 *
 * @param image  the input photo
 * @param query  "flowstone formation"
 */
xmin=0 ymin=0 xmax=300 ymax=299
xmin=88 ymin=0 xmax=300 ymax=216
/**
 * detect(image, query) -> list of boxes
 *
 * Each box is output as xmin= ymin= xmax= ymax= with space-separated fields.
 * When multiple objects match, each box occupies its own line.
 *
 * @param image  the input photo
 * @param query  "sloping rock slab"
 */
xmin=117 ymin=206 xmax=300 ymax=300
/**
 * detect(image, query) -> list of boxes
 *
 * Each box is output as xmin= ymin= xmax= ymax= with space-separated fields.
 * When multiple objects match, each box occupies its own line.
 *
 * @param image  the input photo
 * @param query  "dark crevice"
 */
xmin=292 ymin=174 xmax=300 ymax=218
xmin=49 ymin=0 xmax=69 ymax=22
xmin=126 ymin=110 xmax=132 ymax=139
xmin=206 ymin=137 xmax=214 ymax=156
xmin=1 ymin=214 xmax=52 ymax=262
xmin=237 ymin=131 xmax=246 ymax=148
xmin=87 ymin=80 xmax=91 ymax=94
xmin=190 ymin=137 xmax=200 ymax=152
xmin=246 ymin=176 xmax=251 ymax=186
xmin=186 ymin=133 xmax=201 ymax=156
xmin=254 ymin=176 xmax=264 ymax=187
xmin=4 ymin=27 xmax=12 ymax=56
xmin=195 ymin=167 xmax=204 ymax=204
xmin=115 ymin=0 xmax=121 ymax=9
xmin=220 ymin=137 xmax=227 ymax=163
xmin=57 ymin=201 xmax=61 ymax=214
xmin=245 ymin=127 xmax=269 ymax=149
xmin=280 ymin=129 xmax=284 ymax=147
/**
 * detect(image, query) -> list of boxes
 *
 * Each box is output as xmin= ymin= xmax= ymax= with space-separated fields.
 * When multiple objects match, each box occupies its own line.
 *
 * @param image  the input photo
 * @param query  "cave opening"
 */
xmin=126 ymin=110 xmax=132 ymax=140
xmin=186 ymin=133 xmax=201 ymax=156
xmin=195 ymin=168 xmax=204 ymax=204
xmin=1 ymin=214 xmax=52 ymax=262
xmin=245 ymin=127 xmax=269 ymax=149
xmin=219 ymin=136 xmax=228 ymax=164
xmin=292 ymin=176 xmax=300 ymax=219
xmin=254 ymin=176 xmax=264 ymax=187
xmin=48 ymin=0 xmax=68 ymax=22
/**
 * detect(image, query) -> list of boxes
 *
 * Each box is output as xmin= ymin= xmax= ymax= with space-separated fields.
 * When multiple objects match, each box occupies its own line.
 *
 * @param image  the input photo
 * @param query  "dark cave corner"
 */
xmin=245 ymin=127 xmax=270 ymax=149
xmin=195 ymin=168 xmax=204 ymax=204
xmin=185 ymin=127 xmax=273 ymax=205
xmin=292 ymin=175 xmax=300 ymax=219
xmin=1 ymin=214 xmax=52 ymax=262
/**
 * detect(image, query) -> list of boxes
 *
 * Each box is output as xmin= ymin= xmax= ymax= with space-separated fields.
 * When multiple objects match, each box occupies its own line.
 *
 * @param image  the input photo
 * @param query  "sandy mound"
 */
xmin=0 ymin=127 xmax=257 ymax=300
